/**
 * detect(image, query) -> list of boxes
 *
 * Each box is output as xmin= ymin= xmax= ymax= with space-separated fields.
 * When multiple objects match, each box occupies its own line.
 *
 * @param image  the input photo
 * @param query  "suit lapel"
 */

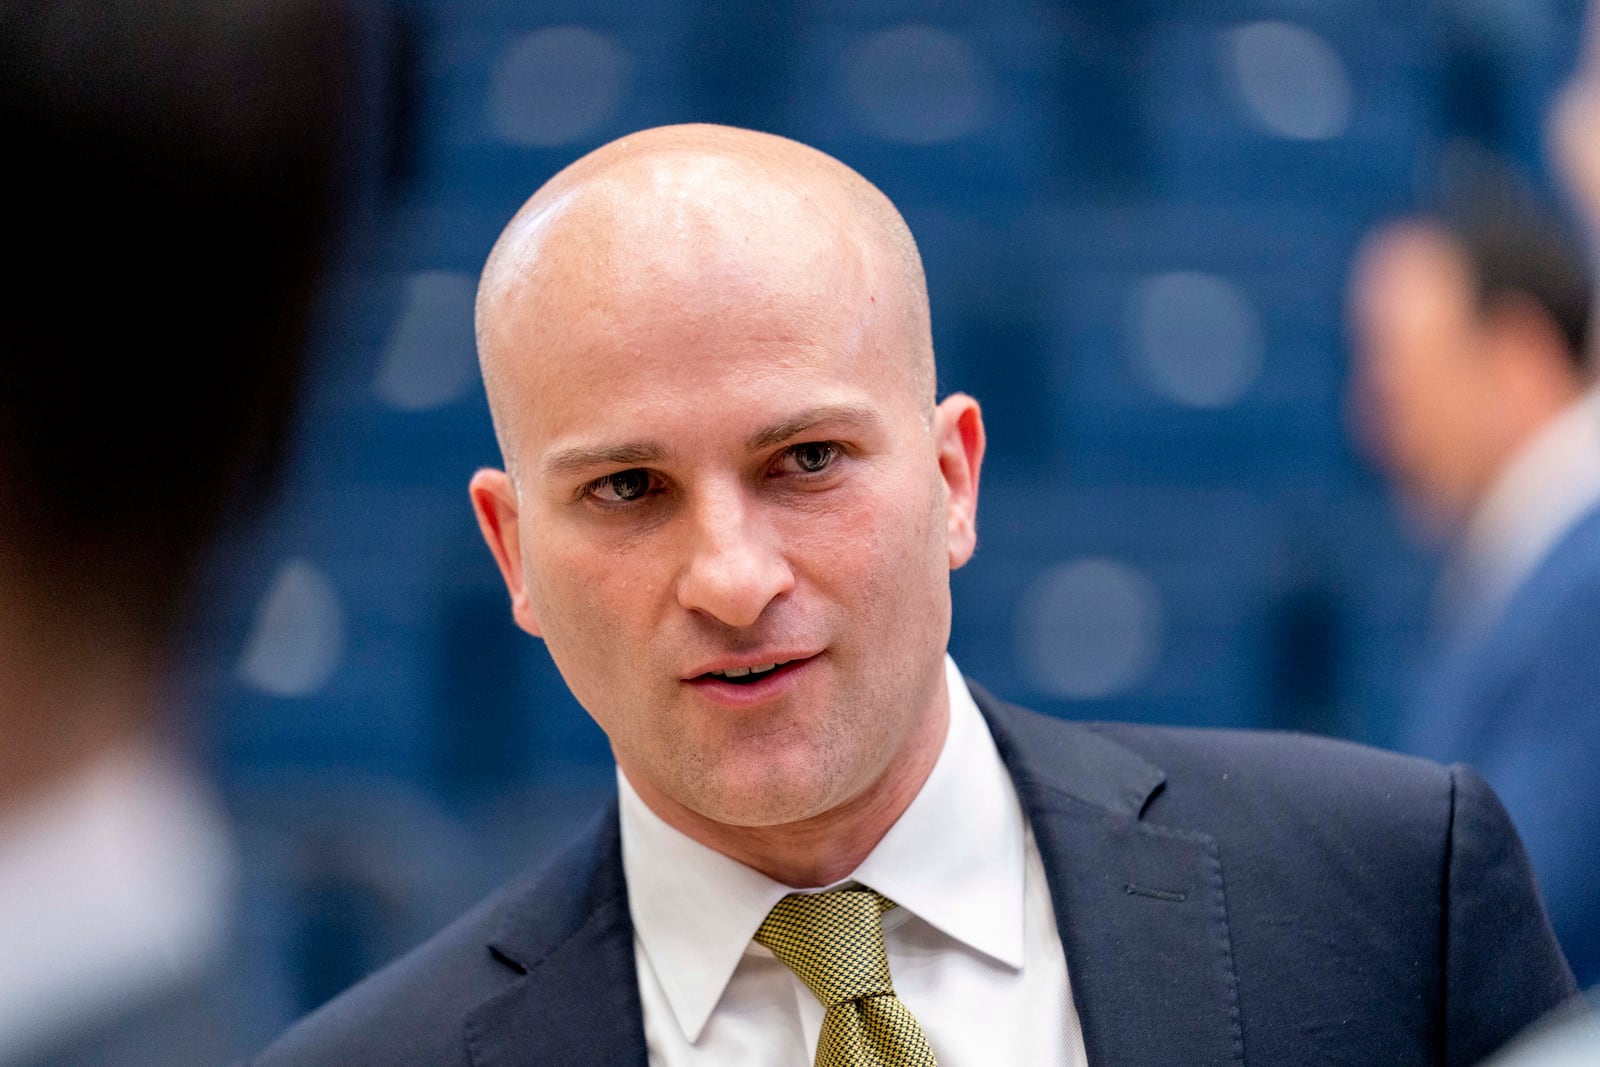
xmin=974 ymin=683 xmax=1246 ymax=1067
xmin=464 ymin=803 xmax=648 ymax=1067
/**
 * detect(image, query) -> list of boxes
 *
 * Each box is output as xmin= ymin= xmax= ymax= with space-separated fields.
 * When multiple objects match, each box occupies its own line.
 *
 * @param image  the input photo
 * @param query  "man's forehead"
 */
xmin=481 ymin=156 xmax=882 ymax=384
xmin=489 ymin=195 xmax=873 ymax=378
xmin=475 ymin=126 xmax=935 ymax=464
xmin=480 ymin=128 xmax=894 ymax=317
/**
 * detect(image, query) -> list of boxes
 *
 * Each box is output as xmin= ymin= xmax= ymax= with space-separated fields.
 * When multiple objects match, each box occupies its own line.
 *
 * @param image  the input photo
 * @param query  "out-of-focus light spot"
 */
xmin=1128 ymin=271 xmax=1264 ymax=409
xmin=841 ymin=25 xmax=995 ymax=144
xmin=238 ymin=559 xmax=345 ymax=698
xmin=1015 ymin=558 xmax=1163 ymax=700
xmin=373 ymin=271 xmax=478 ymax=412
xmin=1225 ymin=21 xmax=1351 ymax=141
xmin=487 ymin=26 xmax=630 ymax=147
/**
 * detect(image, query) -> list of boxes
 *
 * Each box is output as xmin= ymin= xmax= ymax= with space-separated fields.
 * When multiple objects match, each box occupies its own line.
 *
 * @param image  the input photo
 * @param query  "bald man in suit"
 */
xmin=255 ymin=125 xmax=1574 ymax=1067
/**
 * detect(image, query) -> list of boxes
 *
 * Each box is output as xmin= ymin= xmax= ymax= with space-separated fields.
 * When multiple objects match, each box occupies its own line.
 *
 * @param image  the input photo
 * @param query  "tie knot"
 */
xmin=754 ymin=890 xmax=898 ymax=1008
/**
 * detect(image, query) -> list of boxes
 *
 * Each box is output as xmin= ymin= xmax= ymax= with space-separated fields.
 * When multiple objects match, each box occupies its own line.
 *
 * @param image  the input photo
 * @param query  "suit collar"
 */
xmin=966 ymin=678 xmax=1166 ymax=818
xmin=972 ymin=682 xmax=1245 ymax=1067
xmin=464 ymin=803 xmax=648 ymax=1067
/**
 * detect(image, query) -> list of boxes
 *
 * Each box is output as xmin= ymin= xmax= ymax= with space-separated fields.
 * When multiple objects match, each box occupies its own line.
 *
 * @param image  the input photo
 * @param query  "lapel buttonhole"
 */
xmin=1123 ymin=882 xmax=1188 ymax=903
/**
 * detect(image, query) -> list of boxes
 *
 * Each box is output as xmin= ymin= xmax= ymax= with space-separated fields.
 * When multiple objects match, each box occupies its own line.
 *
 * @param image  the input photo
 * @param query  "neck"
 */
xmin=0 ymin=591 xmax=165 ymax=816
xmin=626 ymin=695 xmax=950 ymax=888
xmin=1459 ymin=378 xmax=1589 ymax=523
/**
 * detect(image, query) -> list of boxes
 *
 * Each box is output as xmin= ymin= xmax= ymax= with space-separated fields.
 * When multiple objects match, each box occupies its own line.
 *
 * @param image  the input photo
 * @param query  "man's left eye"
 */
xmin=785 ymin=441 xmax=837 ymax=473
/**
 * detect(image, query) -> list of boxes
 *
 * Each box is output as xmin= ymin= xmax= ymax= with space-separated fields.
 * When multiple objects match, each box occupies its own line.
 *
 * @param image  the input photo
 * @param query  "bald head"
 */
xmin=474 ymin=124 xmax=933 ymax=467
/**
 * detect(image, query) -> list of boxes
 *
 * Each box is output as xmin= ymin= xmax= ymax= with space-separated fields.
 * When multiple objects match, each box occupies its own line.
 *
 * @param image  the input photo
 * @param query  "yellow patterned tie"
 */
xmin=754 ymin=889 xmax=938 ymax=1067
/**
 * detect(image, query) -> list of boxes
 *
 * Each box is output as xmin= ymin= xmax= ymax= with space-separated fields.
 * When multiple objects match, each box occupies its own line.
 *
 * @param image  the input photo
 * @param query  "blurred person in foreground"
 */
xmin=0 ymin=1 xmax=355 ymax=1063
xmin=1348 ymin=190 xmax=1599 ymax=987
xmin=258 ymin=124 xmax=1573 ymax=1067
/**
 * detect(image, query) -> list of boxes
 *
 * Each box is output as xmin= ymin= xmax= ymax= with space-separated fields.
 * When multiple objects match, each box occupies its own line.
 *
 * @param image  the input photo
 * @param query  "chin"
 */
xmin=689 ymin=766 xmax=851 ymax=829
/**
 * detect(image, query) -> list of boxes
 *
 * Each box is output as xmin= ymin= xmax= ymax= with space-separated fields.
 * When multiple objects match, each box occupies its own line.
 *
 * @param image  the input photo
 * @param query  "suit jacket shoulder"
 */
xmin=250 ymin=804 xmax=644 ymax=1067
xmin=972 ymin=684 xmax=1576 ymax=1067
xmin=1409 ymin=502 xmax=1600 ymax=984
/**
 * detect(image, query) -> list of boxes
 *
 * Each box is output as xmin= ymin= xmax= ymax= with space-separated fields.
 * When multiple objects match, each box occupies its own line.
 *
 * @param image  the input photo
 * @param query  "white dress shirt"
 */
xmin=0 ymin=743 xmax=235 ymax=1059
xmin=1439 ymin=386 xmax=1600 ymax=636
xmin=619 ymin=655 xmax=1088 ymax=1066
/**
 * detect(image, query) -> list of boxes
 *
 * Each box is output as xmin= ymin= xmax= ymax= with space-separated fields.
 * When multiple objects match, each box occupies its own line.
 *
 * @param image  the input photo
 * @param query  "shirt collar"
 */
xmin=617 ymin=654 xmax=1027 ymax=1045
xmin=851 ymin=656 xmax=1026 ymax=972
xmin=617 ymin=769 xmax=792 ymax=1047
xmin=1443 ymin=386 xmax=1600 ymax=632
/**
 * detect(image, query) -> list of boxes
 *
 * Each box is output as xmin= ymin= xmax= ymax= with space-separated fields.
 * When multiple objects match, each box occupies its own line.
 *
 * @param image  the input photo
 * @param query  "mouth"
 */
xmin=700 ymin=658 xmax=795 ymax=686
xmin=686 ymin=651 xmax=821 ymax=691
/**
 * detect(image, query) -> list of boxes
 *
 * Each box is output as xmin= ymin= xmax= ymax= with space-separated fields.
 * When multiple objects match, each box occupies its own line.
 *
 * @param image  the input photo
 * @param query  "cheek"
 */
xmin=1428 ymin=370 xmax=1487 ymax=448
xmin=521 ymin=531 xmax=648 ymax=680
xmin=526 ymin=514 xmax=654 ymax=615
xmin=1382 ymin=358 xmax=1452 ymax=447
xmin=799 ymin=466 xmax=947 ymax=609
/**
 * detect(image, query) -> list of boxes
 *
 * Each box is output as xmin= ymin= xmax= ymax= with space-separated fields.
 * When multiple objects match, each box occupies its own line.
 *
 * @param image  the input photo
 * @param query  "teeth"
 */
xmin=711 ymin=661 xmax=782 ymax=679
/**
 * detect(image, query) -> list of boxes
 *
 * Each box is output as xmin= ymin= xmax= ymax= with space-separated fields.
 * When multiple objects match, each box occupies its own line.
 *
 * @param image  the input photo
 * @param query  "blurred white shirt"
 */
xmin=1480 ymin=992 xmax=1600 ymax=1067
xmin=620 ymin=655 xmax=1087 ymax=1067
xmin=0 ymin=743 xmax=234 ymax=1060
xmin=1440 ymin=386 xmax=1600 ymax=635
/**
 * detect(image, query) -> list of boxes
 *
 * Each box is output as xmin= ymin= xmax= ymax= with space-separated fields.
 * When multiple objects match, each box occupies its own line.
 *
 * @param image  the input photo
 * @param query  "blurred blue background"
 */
xmin=180 ymin=0 xmax=1590 ymax=1017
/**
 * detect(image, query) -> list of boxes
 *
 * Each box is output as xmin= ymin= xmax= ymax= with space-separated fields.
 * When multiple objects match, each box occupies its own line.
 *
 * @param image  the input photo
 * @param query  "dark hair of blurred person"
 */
xmin=0 ymin=1 xmax=356 ymax=1063
xmin=1349 ymin=179 xmax=1600 ymax=987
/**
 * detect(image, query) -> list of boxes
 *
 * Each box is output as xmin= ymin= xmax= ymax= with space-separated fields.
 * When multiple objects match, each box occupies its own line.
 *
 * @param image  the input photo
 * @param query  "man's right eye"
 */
xmin=587 ymin=469 xmax=654 ymax=503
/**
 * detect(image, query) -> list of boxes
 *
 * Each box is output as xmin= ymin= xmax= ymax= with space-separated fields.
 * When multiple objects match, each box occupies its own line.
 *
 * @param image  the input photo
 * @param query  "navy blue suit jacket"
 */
xmin=255 ymin=684 xmax=1575 ymax=1066
xmin=1406 ymin=503 xmax=1600 ymax=986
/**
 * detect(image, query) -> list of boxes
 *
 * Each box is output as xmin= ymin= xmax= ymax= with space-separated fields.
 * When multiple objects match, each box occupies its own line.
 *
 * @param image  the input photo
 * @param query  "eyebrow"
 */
xmin=745 ymin=403 xmax=884 ymax=450
xmin=540 ymin=403 xmax=885 ymax=478
xmin=542 ymin=441 xmax=670 ymax=478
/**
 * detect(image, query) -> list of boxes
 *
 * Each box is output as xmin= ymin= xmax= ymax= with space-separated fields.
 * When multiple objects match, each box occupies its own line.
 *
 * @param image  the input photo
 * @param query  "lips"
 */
xmin=685 ymin=650 xmax=821 ymax=689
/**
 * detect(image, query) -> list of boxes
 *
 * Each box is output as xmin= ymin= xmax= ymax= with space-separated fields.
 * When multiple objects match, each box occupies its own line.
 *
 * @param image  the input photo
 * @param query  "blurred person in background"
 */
xmin=1481 ymin=5 xmax=1600 ymax=1065
xmin=1348 ymin=191 xmax=1599 ymax=986
xmin=0 ymin=0 xmax=356 ymax=1062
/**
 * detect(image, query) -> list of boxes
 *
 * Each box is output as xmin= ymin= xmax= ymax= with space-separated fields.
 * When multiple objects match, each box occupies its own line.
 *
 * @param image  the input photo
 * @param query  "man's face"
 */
xmin=473 ymin=186 xmax=981 ymax=832
xmin=1348 ymin=229 xmax=1498 ymax=534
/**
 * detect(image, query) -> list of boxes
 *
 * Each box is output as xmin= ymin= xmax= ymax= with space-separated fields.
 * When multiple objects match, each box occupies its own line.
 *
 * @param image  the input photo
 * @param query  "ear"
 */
xmin=468 ymin=468 xmax=543 ymax=637
xmin=933 ymin=393 xmax=986 ymax=570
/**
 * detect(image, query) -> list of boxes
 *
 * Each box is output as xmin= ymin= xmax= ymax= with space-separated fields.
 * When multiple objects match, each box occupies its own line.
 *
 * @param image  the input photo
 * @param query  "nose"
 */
xmin=675 ymin=486 xmax=795 ymax=627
